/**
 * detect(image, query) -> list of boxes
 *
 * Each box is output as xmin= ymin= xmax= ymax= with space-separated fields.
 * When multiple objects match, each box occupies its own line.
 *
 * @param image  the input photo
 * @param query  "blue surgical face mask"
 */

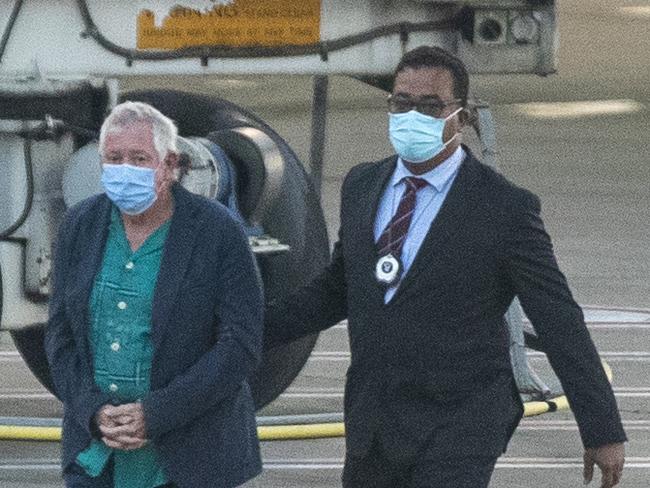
xmin=388 ymin=108 xmax=462 ymax=164
xmin=101 ymin=163 xmax=158 ymax=215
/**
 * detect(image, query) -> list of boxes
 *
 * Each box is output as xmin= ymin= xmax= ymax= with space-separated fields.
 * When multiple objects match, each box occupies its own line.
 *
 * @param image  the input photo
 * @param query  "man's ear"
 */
xmin=458 ymin=107 xmax=471 ymax=126
xmin=160 ymin=152 xmax=181 ymax=183
xmin=458 ymin=106 xmax=477 ymax=128
xmin=164 ymin=152 xmax=180 ymax=169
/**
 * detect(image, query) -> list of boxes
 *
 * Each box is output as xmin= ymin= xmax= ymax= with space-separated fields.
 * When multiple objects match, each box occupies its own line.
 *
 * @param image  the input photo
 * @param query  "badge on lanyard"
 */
xmin=375 ymin=253 xmax=402 ymax=286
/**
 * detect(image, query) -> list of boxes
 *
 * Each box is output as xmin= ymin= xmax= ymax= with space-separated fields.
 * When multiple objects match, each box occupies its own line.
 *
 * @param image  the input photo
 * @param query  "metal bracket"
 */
xmin=308 ymin=75 xmax=329 ymax=197
xmin=249 ymin=235 xmax=291 ymax=256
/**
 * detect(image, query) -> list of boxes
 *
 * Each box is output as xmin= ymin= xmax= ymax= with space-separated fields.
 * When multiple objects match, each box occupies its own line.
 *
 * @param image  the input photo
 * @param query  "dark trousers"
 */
xmin=63 ymin=461 xmax=176 ymax=488
xmin=342 ymin=437 xmax=498 ymax=488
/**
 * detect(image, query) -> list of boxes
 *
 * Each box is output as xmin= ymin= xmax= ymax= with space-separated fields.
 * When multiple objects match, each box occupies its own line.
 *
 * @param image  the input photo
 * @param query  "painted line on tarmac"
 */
xmin=511 ymin=100 xmax=646 ymax=119
xmin=588 ymin=323 xmax=650 ymax=329
xmin=263 ymin=456 xmax=650 ymax=470
xmin=330 ymin=323 xmax=650 ymax=331
xmin=2 ymin=459 xmax=650 ymax=471
xmin=0 ymin=458 xmax=60 ymax=470
xmin=1 ymin=386 xmax=649 ymax=401
xmin=533 ymin=357 xmax=650 ymax=363
xmin=2 ymin=387 xmax=649 ymax=400
xmin=522 ymin=420 xmax=650 ymax=425
xmin=519 ymin=420 xmax=650 ymax=426
xmin=613 ymin=387 xmax=650 ymax=397
xmin=580 ymin=305 xmax=650 ymax=320
xmin=280 ymin=387 xmax=650 ymax=393
xmin=0 ymin=464 xmax=58 ymax=471
xmin=518 ymin=425 xmax=650 ymax=431
xmin=272 ymin=457 xmax=650 ymax=470
xmin=527 ymin=351 xmax=650 ymax=357
xmin=0 ymin=392 xmax=55 ymax=399
xmin=307 ymin=351 xmax=650 ymax=361
xmin=280 ymin=392 xmax=344 ymax=398
xmin=310 ymin=351 xmax=349 ymax=358
xmin=9 ymin=350 xmax=649 ymax=363
xmin=278 ymin=386 xmax=650 ymax=400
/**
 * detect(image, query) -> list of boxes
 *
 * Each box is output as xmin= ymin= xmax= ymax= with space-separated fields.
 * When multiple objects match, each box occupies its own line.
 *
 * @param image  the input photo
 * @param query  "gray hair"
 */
xmin=99 ymin=101 xmax=178 ymax=161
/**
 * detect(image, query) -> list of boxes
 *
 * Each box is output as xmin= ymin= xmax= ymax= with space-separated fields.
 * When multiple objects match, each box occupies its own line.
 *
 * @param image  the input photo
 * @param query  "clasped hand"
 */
xmin=96 ymin=403 xmax=147 ymax=451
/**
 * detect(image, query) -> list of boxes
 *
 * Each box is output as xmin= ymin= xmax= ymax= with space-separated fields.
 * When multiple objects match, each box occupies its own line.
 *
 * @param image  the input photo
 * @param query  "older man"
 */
xmin=45 ymin=101 xmax=263 ymax=488
xmin=265 ymin=46 xmax=626 ymax=487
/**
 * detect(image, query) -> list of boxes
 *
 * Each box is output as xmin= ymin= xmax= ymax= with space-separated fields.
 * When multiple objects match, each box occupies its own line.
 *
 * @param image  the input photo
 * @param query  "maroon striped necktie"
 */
xmin=376 ymin=177 xmax=429 ymax=258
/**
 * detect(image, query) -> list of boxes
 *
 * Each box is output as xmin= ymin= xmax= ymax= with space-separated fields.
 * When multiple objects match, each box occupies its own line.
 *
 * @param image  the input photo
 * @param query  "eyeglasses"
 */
xmin=387 ymin=95 xmax=463 ymax=118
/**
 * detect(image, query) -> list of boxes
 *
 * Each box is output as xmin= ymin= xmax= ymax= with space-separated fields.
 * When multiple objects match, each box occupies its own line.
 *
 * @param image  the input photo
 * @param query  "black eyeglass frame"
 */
xmin=387 ymin=95 xmax=464 ymax=118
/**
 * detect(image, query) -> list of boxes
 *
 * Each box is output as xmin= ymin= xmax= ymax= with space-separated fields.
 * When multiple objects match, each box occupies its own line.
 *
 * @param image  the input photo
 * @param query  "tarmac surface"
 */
xmin=1 ymin=0 xmax=649 ymax=486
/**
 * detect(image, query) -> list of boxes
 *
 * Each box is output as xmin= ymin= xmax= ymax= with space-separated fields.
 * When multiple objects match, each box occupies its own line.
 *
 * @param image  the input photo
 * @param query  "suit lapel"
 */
xmin=390 ymin=153 xmax=482 ymax=305
xmin=356 ymin=157 xmax=397 ymax=299
xmin=360 ymin=156 xmax=397 ymax=252
xmin=151 ymin=185 xmax=202 ymax=348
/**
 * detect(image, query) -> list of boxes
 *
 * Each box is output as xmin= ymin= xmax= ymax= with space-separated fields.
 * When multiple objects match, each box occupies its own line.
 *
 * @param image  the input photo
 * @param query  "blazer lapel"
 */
xmin=151 ymin=185 xmax=202 ymax=348
xmin=67 ymin=197 xmax=112 ymax=329
xmin=390 ymin=153 xmax=482 ymax=305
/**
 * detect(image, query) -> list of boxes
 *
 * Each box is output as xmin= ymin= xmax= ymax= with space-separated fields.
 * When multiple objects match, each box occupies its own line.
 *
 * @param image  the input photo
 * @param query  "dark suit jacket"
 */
xmin=45 ymin=184 xmax=264 ymax=488
xmin=266 ymin=148 xmax=626 ymax=460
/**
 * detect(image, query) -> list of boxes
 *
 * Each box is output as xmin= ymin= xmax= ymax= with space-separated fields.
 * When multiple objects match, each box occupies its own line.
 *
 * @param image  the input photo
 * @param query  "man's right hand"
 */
xmin=583 ymin=442 xmax=625 ymax=487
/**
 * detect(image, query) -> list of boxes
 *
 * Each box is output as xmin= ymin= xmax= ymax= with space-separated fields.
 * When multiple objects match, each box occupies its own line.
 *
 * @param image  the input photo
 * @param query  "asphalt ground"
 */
xmin=1 ymin=308 xmax=650 ymax=487
xmin=1 ymin=0 xmax=649 ymax=486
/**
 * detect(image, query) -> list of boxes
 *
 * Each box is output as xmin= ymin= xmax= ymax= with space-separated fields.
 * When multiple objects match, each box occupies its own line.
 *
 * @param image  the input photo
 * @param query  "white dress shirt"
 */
xmin=374 ymin=146 xmax=465 ymax=303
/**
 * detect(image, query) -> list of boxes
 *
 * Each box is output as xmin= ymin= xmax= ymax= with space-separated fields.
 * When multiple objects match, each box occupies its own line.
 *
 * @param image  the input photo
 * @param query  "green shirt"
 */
xmin=77 ymin=207 xmax=170 ymax=487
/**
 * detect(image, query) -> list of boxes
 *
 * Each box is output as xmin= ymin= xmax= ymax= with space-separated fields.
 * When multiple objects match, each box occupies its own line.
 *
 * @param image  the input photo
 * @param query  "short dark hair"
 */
xmin=394 ymin=46 xmax=469 ymax=105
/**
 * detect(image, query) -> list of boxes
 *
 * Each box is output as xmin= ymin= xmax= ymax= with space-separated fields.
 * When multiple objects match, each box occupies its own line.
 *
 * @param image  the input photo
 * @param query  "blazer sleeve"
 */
xmin=262 ymin=163 xmax=372 ymax=348
xmin=264 ymin=237 xmax=348 ymax=348
xmin=142 ymin=215 xmax=264 ymax=440
xmin=503 ymin=189 xmax=626 ymax=449
xmin=44 ymin=209 xmax=112 ymax=436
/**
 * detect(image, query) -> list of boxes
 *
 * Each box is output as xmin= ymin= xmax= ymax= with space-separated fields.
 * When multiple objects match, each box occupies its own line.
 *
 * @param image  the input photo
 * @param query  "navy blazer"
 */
xmin=266 ymin=148 xmax=626 ymax=460
xmin=45 ymin=184 xmax=264 ymax=488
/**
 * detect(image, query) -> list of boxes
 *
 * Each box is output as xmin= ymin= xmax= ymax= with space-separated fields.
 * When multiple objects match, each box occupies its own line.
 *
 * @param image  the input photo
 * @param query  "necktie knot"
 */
xmin=403 ymin=177 xmax=428 ymax=192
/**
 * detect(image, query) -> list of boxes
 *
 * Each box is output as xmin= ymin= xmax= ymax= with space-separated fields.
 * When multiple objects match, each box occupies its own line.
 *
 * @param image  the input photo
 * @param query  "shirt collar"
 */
xmin=392 ymin=146 xmax=465 ymax=192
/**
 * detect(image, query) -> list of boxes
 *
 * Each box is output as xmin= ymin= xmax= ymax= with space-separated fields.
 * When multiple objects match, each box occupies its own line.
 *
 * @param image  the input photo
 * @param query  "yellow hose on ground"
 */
xmin=0 ymin=425 xmax=61 ymax=442
xmin=258 ymin=422 xmax=345 ymax=441
xmin=0 ymin=362 xmax=614 ymax=442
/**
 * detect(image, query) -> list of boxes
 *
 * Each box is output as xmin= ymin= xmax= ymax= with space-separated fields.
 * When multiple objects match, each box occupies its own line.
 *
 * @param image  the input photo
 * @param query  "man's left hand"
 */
xmin=583 ymin=442 xmax=625 ymax=487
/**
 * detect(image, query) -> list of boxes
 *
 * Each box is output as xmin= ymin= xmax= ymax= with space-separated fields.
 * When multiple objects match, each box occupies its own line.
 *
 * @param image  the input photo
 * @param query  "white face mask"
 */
xmin=388 ymin=108 xmax=462 ymax=164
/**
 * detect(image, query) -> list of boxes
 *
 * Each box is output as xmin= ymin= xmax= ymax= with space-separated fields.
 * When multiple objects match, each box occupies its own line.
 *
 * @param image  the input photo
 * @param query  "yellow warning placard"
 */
xmin=137 ymin=0 xmax=321 ymax=50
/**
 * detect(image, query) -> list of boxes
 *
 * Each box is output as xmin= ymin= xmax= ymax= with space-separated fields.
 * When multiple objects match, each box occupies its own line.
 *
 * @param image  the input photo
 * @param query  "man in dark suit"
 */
xmin=265 ymin=46 xmax=626 ymax=487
